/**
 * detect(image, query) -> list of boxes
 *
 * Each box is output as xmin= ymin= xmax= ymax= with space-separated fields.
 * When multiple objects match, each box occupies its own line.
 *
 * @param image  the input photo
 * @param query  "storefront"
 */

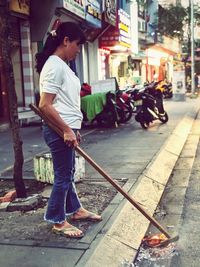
xmin=145 ymin=46 xmax=175 ymax=82
xmin=99 ymin=8 xmax=132 ymax=88
xmin=144 ymin=37 xmax=181 ymax=83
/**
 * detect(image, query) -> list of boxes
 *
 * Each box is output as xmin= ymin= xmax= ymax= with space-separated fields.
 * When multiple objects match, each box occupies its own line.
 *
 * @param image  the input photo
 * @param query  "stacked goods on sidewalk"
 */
xmin=34 ymin=153 xmax=85 ymax=184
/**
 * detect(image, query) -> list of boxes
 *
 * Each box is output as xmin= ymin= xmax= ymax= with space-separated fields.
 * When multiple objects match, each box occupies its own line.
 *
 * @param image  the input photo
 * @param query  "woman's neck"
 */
xmin=53 ymin=48 xmax=67 ymax=61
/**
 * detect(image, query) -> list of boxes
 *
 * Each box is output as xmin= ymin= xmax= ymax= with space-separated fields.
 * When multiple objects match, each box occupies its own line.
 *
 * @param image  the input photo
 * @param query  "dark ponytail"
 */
xmin=35 ymin=22 xmax=86 ymax=74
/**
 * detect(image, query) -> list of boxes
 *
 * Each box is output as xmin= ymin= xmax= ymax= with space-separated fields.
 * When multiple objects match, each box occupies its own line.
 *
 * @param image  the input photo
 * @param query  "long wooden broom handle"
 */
xmin=29 ymin=103 xmax=171 ymax=238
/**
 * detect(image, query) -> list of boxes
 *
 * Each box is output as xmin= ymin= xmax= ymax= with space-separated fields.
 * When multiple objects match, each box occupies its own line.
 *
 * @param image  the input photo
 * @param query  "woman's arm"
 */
xmin=39 ymin=92 xmax=78 ymax=147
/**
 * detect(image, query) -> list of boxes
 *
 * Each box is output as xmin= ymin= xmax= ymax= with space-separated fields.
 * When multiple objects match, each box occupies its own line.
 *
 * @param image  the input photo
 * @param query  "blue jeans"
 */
xmin=43 ymin=125 xmax=81 ymax=224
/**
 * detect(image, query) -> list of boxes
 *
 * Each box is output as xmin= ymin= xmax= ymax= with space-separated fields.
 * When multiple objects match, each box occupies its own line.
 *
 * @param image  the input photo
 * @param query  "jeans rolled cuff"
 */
xmin=44 ymin=215 xmax=65 ymax=224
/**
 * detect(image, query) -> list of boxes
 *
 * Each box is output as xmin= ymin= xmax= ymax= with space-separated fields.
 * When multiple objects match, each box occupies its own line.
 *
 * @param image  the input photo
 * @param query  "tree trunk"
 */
xmin=0 ymin=0 xmax=26 ymax=197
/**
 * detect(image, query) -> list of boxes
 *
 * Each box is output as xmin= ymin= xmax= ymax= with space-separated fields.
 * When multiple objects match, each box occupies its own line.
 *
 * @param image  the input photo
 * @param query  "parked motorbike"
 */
xmin=81 ymin=91 xmax=118 ymax=128
xmin=115 ymin=88 xmax=133 ymax=123
xmin=95 ymin=92 xmax=118 ymax=127
xmin=133 ymin=83 xmax=169 ymax=129
xmin=81 ymin=80 xmax=133 ymax=125
xmin=125 ymin=85 xmax=146 ymax=113
xmin=156 ymin=80 xmax=173 ymax=99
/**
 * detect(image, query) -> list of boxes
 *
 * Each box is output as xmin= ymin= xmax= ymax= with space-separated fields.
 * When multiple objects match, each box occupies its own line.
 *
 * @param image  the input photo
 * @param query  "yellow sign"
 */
xmin=9 ymin=0 xmax=30 ymax=16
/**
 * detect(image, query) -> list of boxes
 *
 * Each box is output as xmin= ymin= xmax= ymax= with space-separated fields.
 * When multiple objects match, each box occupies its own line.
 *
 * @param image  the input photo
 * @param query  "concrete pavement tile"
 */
xmin=0 ymin=245 xmax=84 ymax=267
xmin=164 ymin=133 xmax=186 ymax=156
xmin=173 ymin=116 xmax=193 ymax=138
xmin=183 ymin=134 xmax=199 ymax=146
xmin=179 ymin=135 xmax=199 ymax=157
xmin=191 ymin=160 xmax=200 ymax=170
xmin=174 ymin=157 xmax=194 ymax=170
xmin=180 ymin=148 xmax=197 ymax=158
xmin=181 ymin=134 xmax=199 ymax=153
xmin=132 ymin=176 xmax=165 ymax=214
xmin=169 ymin=169 xmax=191 ymax=187
xmin=144 ymin=150 xmax=178 ymax=186
xmin=107 ymin=204 xmax=150 ymax=249
xmin=191 ymin=124 xmax=200 ymax=135
xmin=161 ymin=186 xmax=187 ymax=205
xmin=84 ymin=235 xmax=137 ymax=267
xmin=191 ymin=118 xmax=200 ymax=135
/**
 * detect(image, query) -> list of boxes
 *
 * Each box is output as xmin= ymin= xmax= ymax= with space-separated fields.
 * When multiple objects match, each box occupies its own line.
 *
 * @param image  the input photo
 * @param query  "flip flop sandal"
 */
xmin=52 ymin=225 xmax=84 ymax=238
xmin=70 ymin=211 xmax=102 ymax=222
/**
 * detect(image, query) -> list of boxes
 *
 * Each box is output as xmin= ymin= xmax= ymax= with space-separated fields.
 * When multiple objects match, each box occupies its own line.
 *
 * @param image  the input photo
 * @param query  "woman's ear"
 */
xmin=63 ymin=36 xmax=70 ymax=46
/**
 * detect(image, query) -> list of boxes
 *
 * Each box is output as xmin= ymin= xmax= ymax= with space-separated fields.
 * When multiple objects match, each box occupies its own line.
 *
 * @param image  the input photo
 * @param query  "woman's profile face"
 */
xmin=64 ymin=39 xmax=81 ymax=61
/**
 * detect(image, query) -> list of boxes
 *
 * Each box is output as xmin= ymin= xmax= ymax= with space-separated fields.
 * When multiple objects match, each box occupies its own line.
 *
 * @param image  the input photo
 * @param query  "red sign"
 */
xmin=99 ymin=27 xmax=119 ymax=48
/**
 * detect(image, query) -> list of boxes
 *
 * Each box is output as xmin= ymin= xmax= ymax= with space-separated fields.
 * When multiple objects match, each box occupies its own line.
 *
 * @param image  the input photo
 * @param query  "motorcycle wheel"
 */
xmin=96 ymin=111 xmax=116 ymax=128
xmin=159 ymin=112 xmax=169 ymax=123
xmin=117 ymin=105 xmax=133 ymax=123
xmin=140 ymin=121 xmax=150 ymax=129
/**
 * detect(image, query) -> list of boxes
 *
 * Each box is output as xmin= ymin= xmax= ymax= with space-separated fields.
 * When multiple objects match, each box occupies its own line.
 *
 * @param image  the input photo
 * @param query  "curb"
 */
xmin=76 ymin=104 xmax=200 ymax=267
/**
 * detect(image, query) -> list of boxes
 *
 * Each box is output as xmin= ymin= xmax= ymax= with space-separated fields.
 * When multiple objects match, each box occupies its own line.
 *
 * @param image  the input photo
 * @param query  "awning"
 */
xmin=148 ymin=44 xmax=177 ymax=56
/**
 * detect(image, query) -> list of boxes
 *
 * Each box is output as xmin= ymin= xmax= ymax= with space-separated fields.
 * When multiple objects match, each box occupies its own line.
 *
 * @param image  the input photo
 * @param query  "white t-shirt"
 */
xmin=39 ymin=55 xmax=83 ymax=129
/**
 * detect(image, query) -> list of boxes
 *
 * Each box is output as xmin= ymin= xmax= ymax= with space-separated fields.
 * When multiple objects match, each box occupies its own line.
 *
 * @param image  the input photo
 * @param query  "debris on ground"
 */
xmin=134 ymin=242 xmax=178 ymax=267
xmin=142 ymin=233 xmax=167 ymax=248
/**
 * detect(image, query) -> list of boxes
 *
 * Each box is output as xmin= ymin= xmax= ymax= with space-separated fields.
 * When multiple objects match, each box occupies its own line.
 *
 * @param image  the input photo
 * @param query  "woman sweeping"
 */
xmin=35 ymin=22 xmax=102 ymax=238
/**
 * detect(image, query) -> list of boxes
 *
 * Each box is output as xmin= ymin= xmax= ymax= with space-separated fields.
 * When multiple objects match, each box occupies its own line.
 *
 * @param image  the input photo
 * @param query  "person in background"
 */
xmin=195 ymin=73 xmax=198 ymax=93
xmin=153 ymin=70 xmax=158 ymax=82
xmin=186 ymin=75 xmax=191 ymax=92
xmin=198 ymin=74 xmax=200 ymax=90
xmin=35 ymin=22 xmax=102 ymax=238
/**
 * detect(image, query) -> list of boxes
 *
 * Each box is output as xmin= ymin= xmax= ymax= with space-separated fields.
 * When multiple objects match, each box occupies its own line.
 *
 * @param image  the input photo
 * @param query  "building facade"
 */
xmin=0 ymin=0 xmax=33 ymax=126
xmin=0 ymin=0 xmax=183 ymax=128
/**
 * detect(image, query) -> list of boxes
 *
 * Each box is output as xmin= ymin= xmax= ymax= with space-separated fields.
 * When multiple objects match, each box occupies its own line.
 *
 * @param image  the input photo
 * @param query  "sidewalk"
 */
xmin=0 ymin=97 xmax=200 ymax=267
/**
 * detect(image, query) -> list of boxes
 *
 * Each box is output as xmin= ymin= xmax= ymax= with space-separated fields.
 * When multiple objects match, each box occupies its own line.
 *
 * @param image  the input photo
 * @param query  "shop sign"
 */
xmin=63 ymin=0 xmax=85 ymax=19
xmin=85 ymin=0 xmax=102 ymax=28
xmin=103 ymin=0 xmax=117 ymax=26
xmin=99 ymin=8 xmax=131 ymax=49
xmin=9 ymin=0 xmax=30 ymax=16
xmin=118 ymin=9 xmax=131 ymax=48
xmin=99 ymin=28 xmax=119 ymax=47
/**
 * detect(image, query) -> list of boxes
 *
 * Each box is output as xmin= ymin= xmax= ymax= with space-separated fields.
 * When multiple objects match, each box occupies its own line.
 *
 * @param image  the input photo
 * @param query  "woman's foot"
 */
xmin=52 ymin=221 xmax=84 ymax=238
xmin=70 ymin=207 xmax=102 ymax=222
